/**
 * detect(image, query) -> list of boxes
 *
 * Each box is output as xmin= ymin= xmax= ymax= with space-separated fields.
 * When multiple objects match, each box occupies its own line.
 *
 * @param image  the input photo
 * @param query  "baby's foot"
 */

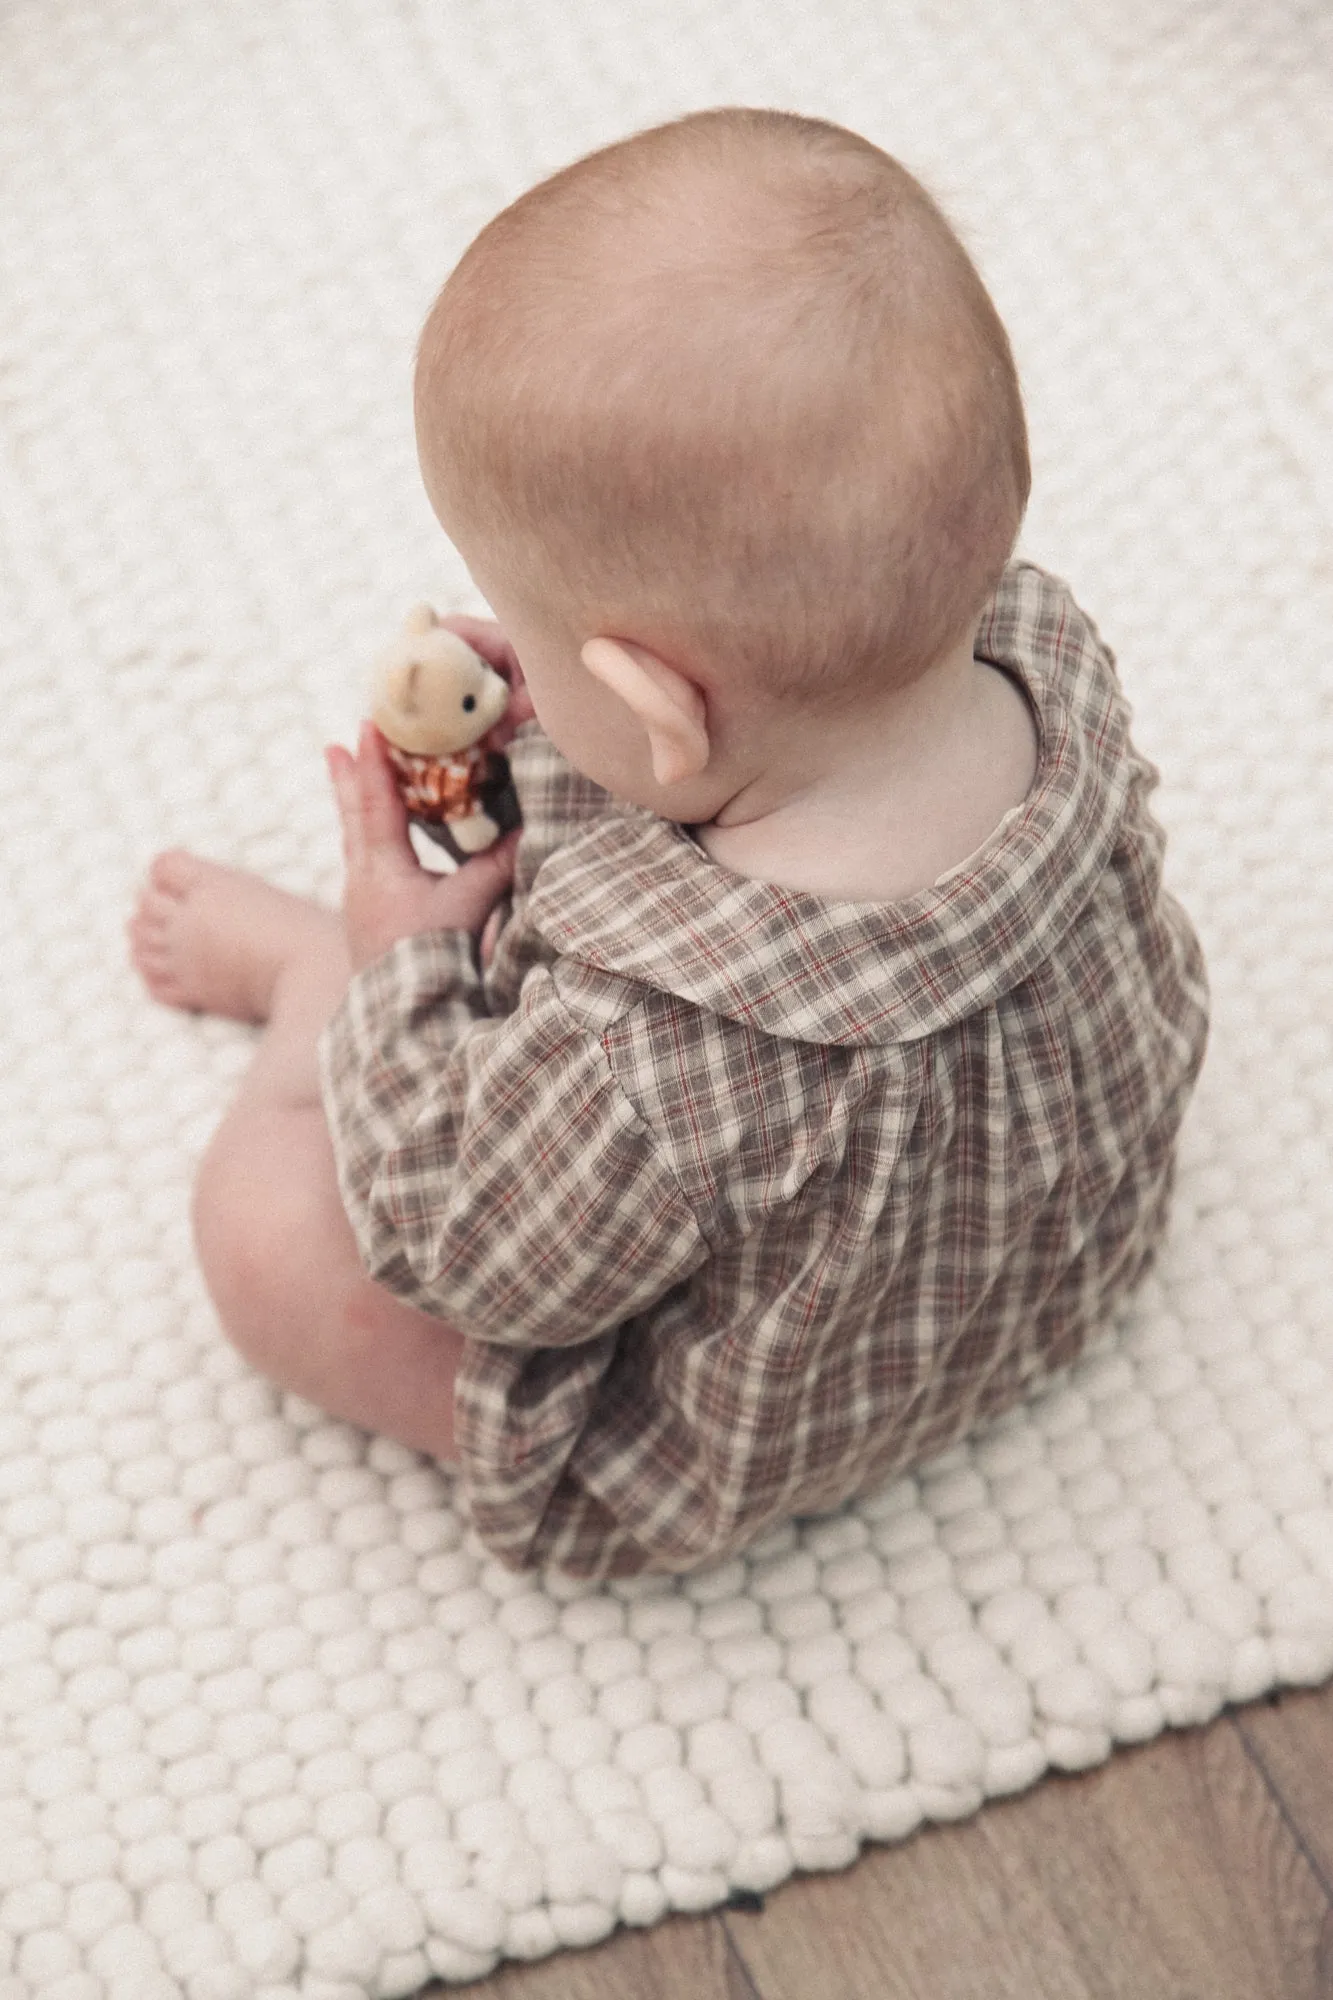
xmin=129 ymin=851 xmax=340 ymax=1022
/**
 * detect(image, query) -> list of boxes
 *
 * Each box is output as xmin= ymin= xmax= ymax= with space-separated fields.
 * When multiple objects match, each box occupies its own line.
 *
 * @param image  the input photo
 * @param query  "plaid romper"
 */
xmin=321 ymin=564 xmax=1208 ymax=1578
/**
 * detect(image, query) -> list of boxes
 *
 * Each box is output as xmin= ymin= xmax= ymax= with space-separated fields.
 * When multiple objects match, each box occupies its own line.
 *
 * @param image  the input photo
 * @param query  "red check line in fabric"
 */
xmin=320 ymin=564 xmax=1208 ymax=1578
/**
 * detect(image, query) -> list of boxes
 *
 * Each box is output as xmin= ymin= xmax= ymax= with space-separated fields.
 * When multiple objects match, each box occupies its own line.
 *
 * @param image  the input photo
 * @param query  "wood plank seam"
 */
xmin=1230 ymin=1705 xmax=1333 ymax=1913
xmin=719 ymin=1910 xmax=770 ymax=2000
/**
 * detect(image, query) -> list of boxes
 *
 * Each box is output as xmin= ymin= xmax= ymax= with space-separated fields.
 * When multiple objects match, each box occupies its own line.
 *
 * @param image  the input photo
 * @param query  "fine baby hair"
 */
xmin=414 ymin=107 xmax=1030 ymax=710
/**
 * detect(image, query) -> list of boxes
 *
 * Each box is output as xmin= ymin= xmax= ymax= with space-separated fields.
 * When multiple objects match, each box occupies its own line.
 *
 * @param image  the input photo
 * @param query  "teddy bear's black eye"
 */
xmin=462 ymin=694 xmax=477 ymax=712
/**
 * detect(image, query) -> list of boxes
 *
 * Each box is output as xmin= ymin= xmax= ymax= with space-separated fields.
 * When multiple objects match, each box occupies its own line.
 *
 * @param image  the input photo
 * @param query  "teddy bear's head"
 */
xmin=370 ymin=605 xmax=510 ymax=757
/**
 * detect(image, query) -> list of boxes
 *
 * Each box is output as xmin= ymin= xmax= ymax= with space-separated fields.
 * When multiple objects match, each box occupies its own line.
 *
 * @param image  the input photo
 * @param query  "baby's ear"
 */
xmin=581 ymin=638 xmax=710 ymax=787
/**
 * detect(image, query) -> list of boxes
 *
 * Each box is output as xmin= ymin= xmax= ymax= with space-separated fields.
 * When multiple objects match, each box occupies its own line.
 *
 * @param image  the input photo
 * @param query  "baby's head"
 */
xmin=414 ymin=109 xmax=1028 ymax=806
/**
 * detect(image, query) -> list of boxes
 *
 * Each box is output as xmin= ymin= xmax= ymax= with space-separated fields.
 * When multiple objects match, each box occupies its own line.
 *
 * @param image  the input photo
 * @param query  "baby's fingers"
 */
xmin=327 ymin=727 xmax=414 ymax=878
xmin=325 ymin=742 xmax=366 ymax=868
xmin=351 ymin=722 xmax=411 ymax=855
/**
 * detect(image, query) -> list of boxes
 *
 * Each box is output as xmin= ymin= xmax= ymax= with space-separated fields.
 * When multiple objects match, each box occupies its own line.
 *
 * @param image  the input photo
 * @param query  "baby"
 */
xmin=130 ymin=108 xmax=1207 ymax=1580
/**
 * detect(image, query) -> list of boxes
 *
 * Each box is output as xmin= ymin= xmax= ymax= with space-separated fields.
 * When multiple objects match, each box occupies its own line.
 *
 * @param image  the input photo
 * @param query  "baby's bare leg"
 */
xmin=130 ymin=852 xmax=462 ymax=1460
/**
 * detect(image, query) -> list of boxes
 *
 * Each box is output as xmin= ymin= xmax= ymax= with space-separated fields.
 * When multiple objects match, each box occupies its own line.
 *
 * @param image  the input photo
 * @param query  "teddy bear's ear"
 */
xmin=403 ymin=603 xmax=438 ymax=636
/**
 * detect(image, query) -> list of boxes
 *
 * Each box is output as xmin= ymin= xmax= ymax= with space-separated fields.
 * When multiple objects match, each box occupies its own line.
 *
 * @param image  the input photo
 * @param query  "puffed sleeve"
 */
xmin=318 ymin=931 xmax=709 ymax=1344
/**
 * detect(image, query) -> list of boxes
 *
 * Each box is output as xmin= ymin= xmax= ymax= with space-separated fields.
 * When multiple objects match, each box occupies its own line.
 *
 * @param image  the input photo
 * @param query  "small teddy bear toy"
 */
xmin=370 ymin=604 xmax=521 ymax=863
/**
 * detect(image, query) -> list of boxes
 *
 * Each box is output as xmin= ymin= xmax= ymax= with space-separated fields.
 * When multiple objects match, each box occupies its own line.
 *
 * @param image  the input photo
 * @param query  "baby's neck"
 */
xmin=695 ymin=639 xmax=1039 ymax=903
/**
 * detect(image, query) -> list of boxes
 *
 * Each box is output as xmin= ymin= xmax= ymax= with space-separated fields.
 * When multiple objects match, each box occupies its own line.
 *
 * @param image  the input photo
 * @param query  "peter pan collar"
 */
xmin=524 ymin=564 xmax=1144 ymax=1047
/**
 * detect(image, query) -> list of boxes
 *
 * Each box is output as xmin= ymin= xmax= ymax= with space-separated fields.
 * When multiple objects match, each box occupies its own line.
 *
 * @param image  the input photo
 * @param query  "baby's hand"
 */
xmin=326 ymin=723 xmax=519 ymax=973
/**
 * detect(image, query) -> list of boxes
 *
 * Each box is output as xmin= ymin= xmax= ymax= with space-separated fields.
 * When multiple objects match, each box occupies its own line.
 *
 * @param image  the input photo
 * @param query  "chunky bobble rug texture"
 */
xmin=2 ymin=2 xmax=1332 ymax=1995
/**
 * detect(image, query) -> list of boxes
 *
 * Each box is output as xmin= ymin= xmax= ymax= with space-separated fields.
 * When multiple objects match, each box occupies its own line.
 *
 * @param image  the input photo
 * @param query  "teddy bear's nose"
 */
xmin=462 ymin=694 xmax=477 ymax=713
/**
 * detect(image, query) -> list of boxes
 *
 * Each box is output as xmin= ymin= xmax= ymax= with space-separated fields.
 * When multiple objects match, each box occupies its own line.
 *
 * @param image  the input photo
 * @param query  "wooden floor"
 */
xmin=428 ymin=1681 xmax=1333 ymax=2000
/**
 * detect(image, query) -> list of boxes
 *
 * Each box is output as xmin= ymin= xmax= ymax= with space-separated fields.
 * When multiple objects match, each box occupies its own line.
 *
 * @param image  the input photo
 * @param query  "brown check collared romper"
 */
xmin=320 ymin=564 xmax=1208 ymax=1578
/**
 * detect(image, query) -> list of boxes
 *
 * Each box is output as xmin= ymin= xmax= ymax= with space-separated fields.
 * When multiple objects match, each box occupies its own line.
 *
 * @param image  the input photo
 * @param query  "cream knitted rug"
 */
xmin=2 ymin=1 xmax=1331 ymax=1994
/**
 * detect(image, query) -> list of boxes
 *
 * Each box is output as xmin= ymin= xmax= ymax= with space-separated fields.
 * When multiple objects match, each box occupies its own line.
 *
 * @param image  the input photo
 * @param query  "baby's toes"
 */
xmin=130 ymin=880 xmax=179 ymax=940
xmin=149 ymin=848 xmax=204 ymax=898
xmin=127 ymin=919 xmax=184 ymax=1002
xmin=128 ymin=899 xmax=170 ymax=960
